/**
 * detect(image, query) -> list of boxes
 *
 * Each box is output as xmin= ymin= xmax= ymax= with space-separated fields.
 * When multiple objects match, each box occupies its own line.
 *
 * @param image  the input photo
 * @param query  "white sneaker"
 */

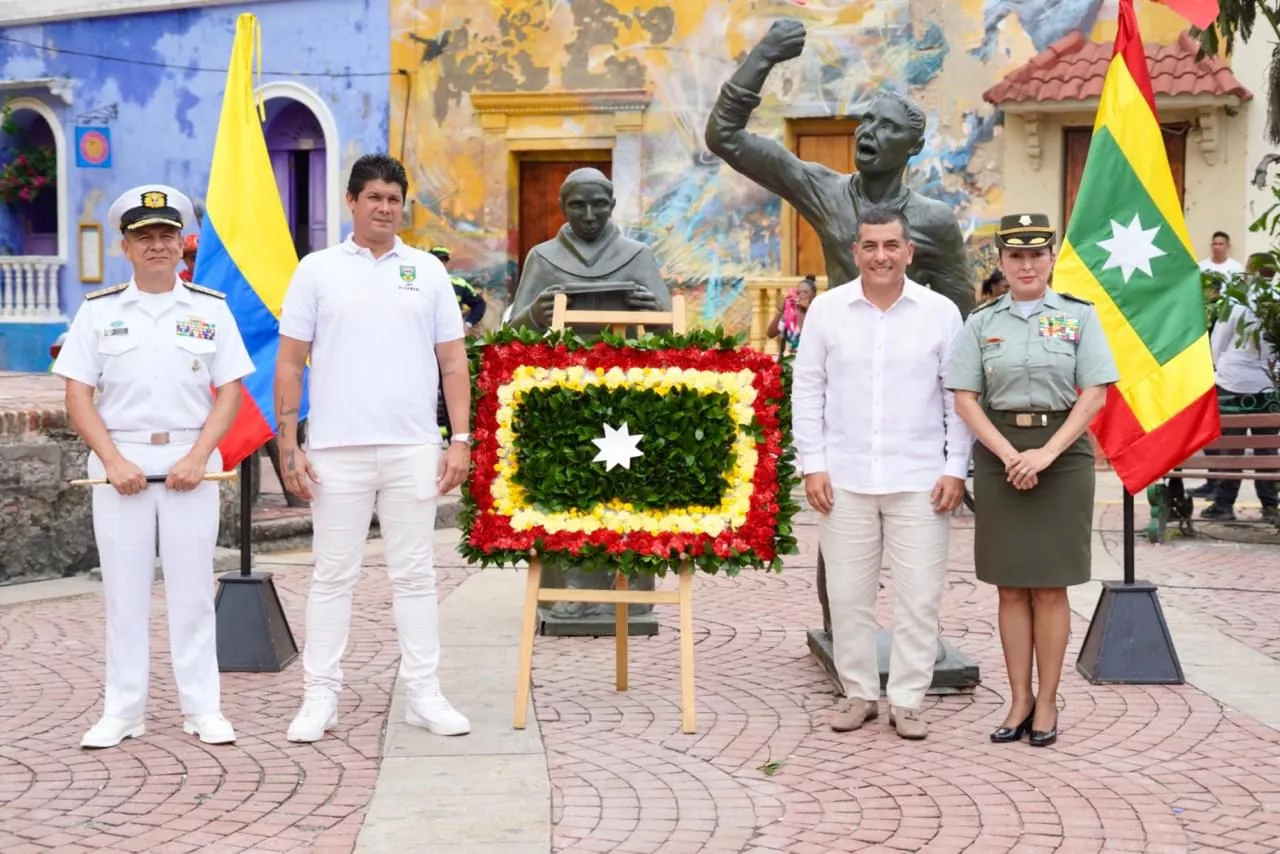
xmin=81 ymin=715 xmax=145 ymax=749
xmin=287 ymin=695 xmax=338 ymax=743
xmin=406 ymin=688 xmax=470 ymax=736
xmin=183 ymin=713 xmax=236 ymax=745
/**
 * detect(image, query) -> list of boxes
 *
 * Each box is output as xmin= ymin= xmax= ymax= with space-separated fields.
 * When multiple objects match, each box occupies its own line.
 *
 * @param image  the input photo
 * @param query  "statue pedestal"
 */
xmin=538 ymin=606 xmax=660 ymax=637
xmin=807 ymin=629 xmax=980 ymax=695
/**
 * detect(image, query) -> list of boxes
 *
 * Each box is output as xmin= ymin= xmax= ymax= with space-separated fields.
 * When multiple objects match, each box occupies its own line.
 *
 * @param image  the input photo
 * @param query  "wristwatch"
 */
xmin=450 ymin=432 xmax=472 ymax=445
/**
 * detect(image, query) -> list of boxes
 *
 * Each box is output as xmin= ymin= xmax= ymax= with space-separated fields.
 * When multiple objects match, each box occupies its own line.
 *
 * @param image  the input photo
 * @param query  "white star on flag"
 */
xmin=1097 ymin=213 xmax=1166 ymax=282
xmin=591 ymin=423 xmax=645 ymax=471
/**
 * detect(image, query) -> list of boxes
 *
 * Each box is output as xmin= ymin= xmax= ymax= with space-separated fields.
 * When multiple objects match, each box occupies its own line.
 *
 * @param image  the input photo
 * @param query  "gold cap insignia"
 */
xmin=141 ymin=190 xmax=168 ymax=209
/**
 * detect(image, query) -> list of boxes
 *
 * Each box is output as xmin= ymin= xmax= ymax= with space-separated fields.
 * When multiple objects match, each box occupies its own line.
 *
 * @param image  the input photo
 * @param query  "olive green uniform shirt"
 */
xmin=945 ymin=288 xmax=1119 ymax=410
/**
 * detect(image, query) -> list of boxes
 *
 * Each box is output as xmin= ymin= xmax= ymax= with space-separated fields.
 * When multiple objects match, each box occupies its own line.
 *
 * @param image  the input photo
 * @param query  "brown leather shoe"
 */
xmin=889 ymin=706 xmax=928 ymax=740
xmin=830 ymin=698 xmax=879 ymax=732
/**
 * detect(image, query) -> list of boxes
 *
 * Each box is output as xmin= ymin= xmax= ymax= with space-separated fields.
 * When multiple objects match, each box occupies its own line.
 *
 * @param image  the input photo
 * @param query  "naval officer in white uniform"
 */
xmin=53 ymin=184 xmax=254 ymax=749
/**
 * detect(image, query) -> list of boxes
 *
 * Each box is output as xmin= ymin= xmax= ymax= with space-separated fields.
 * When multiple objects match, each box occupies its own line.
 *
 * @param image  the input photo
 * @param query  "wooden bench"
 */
xmin=1146 ymin=411 xmax=1280 ymax=541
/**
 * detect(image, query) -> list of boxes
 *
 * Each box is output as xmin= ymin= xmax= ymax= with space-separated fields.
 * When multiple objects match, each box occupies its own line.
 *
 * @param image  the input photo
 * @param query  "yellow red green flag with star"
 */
xmin=1052 ymin=0 xmax=1220 ymax=493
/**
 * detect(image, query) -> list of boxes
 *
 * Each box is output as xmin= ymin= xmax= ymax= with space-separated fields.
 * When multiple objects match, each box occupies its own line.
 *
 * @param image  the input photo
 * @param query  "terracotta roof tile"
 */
xmin=983 ymin=32 xmax=1252 ymax=105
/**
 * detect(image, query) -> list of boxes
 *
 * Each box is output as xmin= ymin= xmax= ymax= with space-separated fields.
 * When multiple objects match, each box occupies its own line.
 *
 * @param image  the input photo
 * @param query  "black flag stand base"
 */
xmin=215 ymin=455 xmax=299 ymax=673
xmin=1076 ymin=490 xmax=1184 ymax=685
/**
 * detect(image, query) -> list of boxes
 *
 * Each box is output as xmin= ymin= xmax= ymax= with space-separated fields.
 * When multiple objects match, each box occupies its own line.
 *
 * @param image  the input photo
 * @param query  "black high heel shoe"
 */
xmin=990 ymin=702 xmax=1035 ymax=743
xmin=1029 ymin=714 xmax=1059 ymax=747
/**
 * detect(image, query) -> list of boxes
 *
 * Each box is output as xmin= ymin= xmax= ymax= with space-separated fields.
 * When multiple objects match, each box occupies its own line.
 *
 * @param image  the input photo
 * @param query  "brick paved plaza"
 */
xmin=2 ymin=479 xmax=1280 ymax=853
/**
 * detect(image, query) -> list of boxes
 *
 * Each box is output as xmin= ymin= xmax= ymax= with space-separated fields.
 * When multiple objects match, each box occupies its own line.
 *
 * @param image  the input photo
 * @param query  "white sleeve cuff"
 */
xmin=801 ymin=454 xmax=827 ymax=475
xmin=944 ymin=456 xmax=971 ymax=480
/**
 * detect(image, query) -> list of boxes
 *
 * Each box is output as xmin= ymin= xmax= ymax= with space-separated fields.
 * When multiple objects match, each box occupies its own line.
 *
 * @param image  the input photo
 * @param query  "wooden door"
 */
xmin=1062 ymin=124 xmax=1187 ymax=228
xmin=789 ymin=119 xmax=858 ymax=277
xmin=517 ymin=157 xmax=613 ymax=293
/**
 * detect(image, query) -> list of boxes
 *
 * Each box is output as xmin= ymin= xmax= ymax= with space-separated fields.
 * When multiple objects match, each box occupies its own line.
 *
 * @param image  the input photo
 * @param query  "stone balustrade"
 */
xmin=0 ymin=256 xmax=64 ymax=320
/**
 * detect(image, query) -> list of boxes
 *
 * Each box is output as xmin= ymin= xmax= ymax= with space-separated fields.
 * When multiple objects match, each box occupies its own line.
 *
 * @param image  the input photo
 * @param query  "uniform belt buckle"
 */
xmin=149 ymin=431 xmax=170 ymax=445
xmin=1014 ymin=413 xmax=1046 ymax=427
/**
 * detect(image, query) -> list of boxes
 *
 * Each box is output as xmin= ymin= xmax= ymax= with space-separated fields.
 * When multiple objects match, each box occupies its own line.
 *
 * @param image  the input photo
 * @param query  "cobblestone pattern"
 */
xmin=534 ymin=511 xmax=1280 ymax=854
xmin=1097 ymin=504 xmax=1280 ymax=666
xmin=0 ymin=549 xmax=480 ymax=853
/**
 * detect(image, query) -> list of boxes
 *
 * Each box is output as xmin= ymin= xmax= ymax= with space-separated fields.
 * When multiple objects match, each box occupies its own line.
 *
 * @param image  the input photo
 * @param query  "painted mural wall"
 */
xmin=391 ymin=0 xmax=1194 ymax=328
xmin=0 ymin=0 xmax=390 ymax=319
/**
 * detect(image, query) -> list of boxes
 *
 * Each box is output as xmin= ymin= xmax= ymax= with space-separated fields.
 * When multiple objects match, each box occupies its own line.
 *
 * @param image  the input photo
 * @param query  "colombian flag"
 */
xmin=197 ymin=14 xmax=304 ymax=470
xmin=1053 ymin=0 xmax=1220 ymax=493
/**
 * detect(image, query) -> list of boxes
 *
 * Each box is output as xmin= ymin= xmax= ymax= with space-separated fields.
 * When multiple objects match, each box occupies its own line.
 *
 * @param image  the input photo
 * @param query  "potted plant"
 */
xmin=0 ymin=102 xmax=56 ymax=205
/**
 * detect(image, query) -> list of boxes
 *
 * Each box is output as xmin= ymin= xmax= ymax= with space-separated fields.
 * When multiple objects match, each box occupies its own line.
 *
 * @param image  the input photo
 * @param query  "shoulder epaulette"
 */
xmin=85 ymin=283 xmax=128 ymax=300
xmin=183 ymin=282 xmax=226 ymax=299
xmin=1060 ymin=292 xmax=1093 ymax=305
xmin=969 ymin=299 xmax=996 ymax=314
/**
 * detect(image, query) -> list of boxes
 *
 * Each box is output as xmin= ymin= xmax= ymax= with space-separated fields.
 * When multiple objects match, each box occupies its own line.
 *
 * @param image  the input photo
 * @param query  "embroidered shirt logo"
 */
xmin=399 ymin=265 xmax=417 ymax=283
xmin=176 ymin=318 xmax=216 ymax=340
xmin=1038 ymin=314 xmax=1080 ymax=342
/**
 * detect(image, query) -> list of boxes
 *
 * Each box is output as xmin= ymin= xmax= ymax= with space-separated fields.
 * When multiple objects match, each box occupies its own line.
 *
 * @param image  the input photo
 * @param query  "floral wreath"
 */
xmin=459 ymin=327 xmax=800 ymax=576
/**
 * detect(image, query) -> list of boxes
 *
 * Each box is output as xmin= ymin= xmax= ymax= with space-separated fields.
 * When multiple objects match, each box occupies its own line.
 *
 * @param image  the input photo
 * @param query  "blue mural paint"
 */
xmin=971 ymin=0 xmax=1105 ymax=61
xmin=0 ymin=0 xmax=391 ymax=357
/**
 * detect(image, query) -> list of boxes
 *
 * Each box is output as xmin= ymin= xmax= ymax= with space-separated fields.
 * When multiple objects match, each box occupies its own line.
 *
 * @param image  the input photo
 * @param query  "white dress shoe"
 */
xmin=81 ymin=715 xmax=145 ymax=749
xmin=183 ymin=713 xmax=237 ymax=745
xmin=287 ymin=695 xmax=338 ymax=743
xmin=406 ymin=688 xmax=470 ymax=736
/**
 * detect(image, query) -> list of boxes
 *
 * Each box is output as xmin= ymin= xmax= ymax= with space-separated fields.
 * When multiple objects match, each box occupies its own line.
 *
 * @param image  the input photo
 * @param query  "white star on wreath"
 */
xmin=1097 ymin=213 xmax=1167 ymax=283
xmin=591 ymin=423 xmax=645 ymax=471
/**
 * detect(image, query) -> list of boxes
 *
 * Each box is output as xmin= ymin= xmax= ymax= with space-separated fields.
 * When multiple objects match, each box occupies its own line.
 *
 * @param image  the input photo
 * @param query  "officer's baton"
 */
xmin=69 ymin=471 xmax=240 ymax=487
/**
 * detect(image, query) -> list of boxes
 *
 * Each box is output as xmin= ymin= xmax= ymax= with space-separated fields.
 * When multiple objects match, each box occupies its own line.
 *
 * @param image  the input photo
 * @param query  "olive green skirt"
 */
xmin=973 ymin=411 xmax=1095 ymax=588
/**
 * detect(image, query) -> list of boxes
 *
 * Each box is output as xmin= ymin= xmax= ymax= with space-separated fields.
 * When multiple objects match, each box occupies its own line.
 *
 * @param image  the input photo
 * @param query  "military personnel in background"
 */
xmin=53 ymin=184 xmax=254 ymax=749
xmin=428 ymin=246 xmax=486 ymax=334
xmin=946 ymin=213 xmax=1119 ymax=749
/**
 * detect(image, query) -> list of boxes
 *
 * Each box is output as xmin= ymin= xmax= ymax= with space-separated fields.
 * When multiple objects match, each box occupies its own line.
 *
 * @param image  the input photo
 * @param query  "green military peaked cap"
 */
xmin=995 ymin=213 xmax=1055 ymax=249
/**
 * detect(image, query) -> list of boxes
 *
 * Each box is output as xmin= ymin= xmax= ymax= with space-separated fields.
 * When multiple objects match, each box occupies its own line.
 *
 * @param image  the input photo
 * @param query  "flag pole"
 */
xmin=1123 ymin=490 xmax=1136 ymax=585
xmin=240 ymin=455 xmax=253 ymax=577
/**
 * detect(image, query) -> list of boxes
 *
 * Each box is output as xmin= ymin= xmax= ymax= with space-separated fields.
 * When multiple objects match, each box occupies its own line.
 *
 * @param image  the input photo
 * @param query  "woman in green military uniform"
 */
xmin=945 ymin=213 xmax=1119 ymax=748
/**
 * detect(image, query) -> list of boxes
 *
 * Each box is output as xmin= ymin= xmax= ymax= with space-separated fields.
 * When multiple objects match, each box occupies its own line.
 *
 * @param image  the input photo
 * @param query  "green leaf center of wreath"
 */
xmin=510 ymin=385 xmax=738 ymax=514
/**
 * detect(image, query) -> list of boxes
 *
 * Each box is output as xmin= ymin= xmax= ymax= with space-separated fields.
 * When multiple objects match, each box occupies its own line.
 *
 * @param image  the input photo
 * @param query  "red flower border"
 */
xmin=465 ymin=339 xmax=790 ymax=568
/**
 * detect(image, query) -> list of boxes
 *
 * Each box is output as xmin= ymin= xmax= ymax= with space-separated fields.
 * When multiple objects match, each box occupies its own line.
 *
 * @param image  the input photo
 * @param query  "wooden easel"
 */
xmin=513 ymin=293 xmax=699 ymax=734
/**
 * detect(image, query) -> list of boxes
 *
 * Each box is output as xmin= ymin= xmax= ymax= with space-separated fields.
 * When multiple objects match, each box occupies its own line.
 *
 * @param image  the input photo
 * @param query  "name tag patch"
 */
xmin=177 ymin=318 xmax=216 ymax=340
xmin=1038 ymin=314 xmax=1080 ymax=342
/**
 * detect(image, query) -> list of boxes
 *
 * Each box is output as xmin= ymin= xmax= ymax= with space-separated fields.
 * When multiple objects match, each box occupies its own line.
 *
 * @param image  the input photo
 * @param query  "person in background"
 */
xmin=1199 ymin=231 xmax=1245 ymax=278
xmin=979 ymin=269 xmax=1008 ymax=305
xmin=178 ymin=234 xmax=198 ymax=282
xmin=946 ymin=213 xmax=1118 ymax=749
xmin=427 ymin=246 xmax=485 ymax=440
xmin=1200 ymin=292 xmax=1278 ymax=522
xmin=767 ymin=274 xmax=816 ymax=358
xmin=428 ymin=246 xmax=486 ymax=334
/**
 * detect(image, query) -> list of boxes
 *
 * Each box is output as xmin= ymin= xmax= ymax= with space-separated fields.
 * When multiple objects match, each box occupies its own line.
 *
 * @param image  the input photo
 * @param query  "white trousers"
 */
xmin=303 ymin=443 xmax=442 ymax=699
xmin=818 ymin=490 xmax=950 ymax=710
xmin=88 ymin=443 xmax=223 ymax=720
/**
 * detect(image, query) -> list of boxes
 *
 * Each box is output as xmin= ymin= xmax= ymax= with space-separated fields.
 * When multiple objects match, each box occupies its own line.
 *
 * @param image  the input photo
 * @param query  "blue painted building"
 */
xmin=0 ymin=0 xmax=389 ymax=370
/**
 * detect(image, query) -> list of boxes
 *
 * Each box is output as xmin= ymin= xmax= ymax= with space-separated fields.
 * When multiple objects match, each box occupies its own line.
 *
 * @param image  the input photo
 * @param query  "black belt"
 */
xmin=987 ymin=410 xmax=1070 ymax=428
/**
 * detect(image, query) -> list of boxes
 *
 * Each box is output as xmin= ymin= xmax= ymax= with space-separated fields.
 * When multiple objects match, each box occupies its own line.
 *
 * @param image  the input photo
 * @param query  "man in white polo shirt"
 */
xmin=275 ymin=153 xmax=472 ymax=742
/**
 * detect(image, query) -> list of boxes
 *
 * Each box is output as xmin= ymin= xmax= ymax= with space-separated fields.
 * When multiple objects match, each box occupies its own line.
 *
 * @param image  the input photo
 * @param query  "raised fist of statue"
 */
xmin=758 ymin=19 xmax=806 ymax=64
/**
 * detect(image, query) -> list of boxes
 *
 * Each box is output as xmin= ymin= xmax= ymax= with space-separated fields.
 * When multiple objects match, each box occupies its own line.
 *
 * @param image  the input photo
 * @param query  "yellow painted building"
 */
xmin=389 ymin=0 xmax=1234 ymax=338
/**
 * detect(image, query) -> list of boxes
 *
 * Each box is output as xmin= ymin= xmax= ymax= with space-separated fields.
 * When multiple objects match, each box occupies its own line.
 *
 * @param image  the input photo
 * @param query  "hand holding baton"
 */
xmin=69 ymin=471 xmax=240 ymax=487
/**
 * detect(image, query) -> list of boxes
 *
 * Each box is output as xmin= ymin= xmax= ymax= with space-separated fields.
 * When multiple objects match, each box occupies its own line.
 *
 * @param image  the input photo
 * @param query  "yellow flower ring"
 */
xmin=492 ymin=366 xmax=758 ymax=537
xmin=459 ymin=331 xmax=800 ymax=576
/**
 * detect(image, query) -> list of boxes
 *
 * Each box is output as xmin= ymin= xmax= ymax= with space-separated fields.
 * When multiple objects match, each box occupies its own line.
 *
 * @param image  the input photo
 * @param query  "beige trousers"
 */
xmin=818 ymin=490 xmax=950 ymax=710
